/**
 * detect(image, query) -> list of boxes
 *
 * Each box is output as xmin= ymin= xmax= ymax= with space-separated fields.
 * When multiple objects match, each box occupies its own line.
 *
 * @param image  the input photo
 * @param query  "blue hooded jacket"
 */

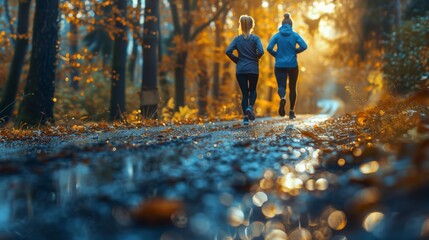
xmin=267 ymin=24 xmax=307 ymax=68
xmin=225 ymin=34 xmax=264 ymax=74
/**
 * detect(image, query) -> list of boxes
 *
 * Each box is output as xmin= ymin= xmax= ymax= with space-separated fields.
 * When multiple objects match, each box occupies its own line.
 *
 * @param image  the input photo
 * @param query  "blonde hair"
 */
xmin=239 ymin=15 xmax=255 ymax=38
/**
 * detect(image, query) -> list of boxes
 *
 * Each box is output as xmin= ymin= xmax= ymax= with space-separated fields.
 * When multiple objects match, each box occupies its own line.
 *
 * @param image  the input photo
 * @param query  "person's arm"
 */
xmin=256 ymin=37 xmax=264 ymax=59
xmin=295 ymin=34 xmax=307 ymax=54
xmin=266 ymin=35 xmax=277 ymax=57
xmin=225 ymin=38 xmax=239 ymax=63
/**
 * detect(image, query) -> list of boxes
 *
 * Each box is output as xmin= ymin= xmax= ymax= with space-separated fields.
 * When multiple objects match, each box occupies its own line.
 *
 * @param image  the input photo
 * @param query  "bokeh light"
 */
xmin=253 ymin=192 xmax=268 ymax=207
xmin=227 ymin=207 xmax=244 ymax=227
xmin=265 ymin=229 xmax=288 ymax=240
xmin=262 ymin=203 xmax=277 ymax=218
xmin=337 ymin=158 xmax=346 ymax=166
xmin=421 ymin=217 xmax=429 ymax=238
xmin=359 ymin=161 xmax=379 ymax=174
xmin=363 ymin=212 xmax=384 ymax=232
xmin=289 ymin=228 xmax=312 ymax=240
xmin=248 ymin=221 xmax=265 ymax=238
xmin=328 ymin=210 xmax=347 ymax=230
xmin=316 ymin=178 xmax=329 ymax=191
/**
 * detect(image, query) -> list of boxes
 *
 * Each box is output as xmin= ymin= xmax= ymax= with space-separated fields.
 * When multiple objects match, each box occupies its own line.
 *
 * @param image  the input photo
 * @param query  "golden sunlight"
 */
xmin=319 ymin=19 xmax=337 ymax=39
xmin=308 ymin=0 xmax=336 ymax=20
xmin=262 ymin=1 xmax=269 ymax=8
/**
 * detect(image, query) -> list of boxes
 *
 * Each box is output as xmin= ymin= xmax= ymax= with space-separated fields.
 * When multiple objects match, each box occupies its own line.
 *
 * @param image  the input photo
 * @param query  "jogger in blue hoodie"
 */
xmin=267 ymin=13 xmax=307 ymax=119
xmin=226 ymin=15 xmax=264 ymax=125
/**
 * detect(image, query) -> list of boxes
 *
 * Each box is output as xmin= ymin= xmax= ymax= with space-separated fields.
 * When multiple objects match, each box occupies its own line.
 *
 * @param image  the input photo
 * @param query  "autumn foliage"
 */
xmin=0 ymin=0 xmax=427 ymax=128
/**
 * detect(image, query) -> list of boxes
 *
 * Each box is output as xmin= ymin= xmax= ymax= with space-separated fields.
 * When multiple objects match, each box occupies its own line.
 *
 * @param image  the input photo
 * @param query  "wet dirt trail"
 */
xmin=0 ymin=115 xmax=428 ymax=240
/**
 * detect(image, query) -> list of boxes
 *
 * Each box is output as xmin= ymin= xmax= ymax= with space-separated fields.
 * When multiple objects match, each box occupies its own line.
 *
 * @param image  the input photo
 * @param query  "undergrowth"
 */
xmin=313 ymin=90 xmax=429 ymax=144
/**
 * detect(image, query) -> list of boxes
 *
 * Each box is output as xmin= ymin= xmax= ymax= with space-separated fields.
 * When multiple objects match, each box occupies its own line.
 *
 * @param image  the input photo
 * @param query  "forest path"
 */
xmin=2 ymin=114 xmax=425 ymax=240
xmin=0 ymin=114 xmax=329 ymax=161
xmin=0 ymin=115 xmax=335 ymax=239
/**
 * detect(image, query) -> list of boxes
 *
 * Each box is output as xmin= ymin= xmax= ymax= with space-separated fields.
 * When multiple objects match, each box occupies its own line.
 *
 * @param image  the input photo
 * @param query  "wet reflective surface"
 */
xmin=1 ymin=115 xmax=429 ymax=239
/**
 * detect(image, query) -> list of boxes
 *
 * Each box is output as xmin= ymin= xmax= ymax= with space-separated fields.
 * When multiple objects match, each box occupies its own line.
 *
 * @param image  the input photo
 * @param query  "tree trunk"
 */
xmin=16 ymin=0 xmax=59 ymax=127
xmin=212 ymin=10 xmax=229 ymax=101
xmin=0 ymin=0 xmax=32 ymax=126
xmin=69 ymin=19 xmax=80 ymax=90
xmin=141 ymin=0 xmax=160 ymax=119
xmin=174 ymin=52 xmax=187 ymax=111
xmin=168 ymin=0 xmax=186 ymax=111
xmin=395 ymin=0 xmax=402 ymax=29
xmin=128 ymin=0 xmax=141 ymax=83
xmin=220 ymin=61 xmax=232 ymax=103
xmin=128 ymin=37 xmax=138 ymax=83
xmin=158 ymin=35 xmax=171 ymax=107
xmin=197 ymin=58 xmax=209 ymax=116
xmin=109 ymin=0 xmax=128 ymax=121
xmin=4 ymin=0 xmax=16 ymax=46
xmin=212 ymin=21 xmax=222 ymax=101
xmin=168 ymin=0 xmax=229 ymax=111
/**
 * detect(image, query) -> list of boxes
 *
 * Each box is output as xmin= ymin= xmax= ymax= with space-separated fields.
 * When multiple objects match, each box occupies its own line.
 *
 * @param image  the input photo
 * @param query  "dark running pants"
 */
xmin=236 ymin=73 xmax=258 ymax=114
xmin=274 ymin=67 xmax=299 ymax=110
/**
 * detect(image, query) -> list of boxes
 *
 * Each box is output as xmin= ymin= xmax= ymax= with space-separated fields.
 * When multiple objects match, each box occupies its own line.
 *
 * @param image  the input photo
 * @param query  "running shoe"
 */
xmin=242 ymin=116 xmax=250 ymax=125
xmin=278 ymin=99 xmax=286 ymax=117
xmin=289 ymin=110 xmax=296 ymax=120
xmin=245 ymin=106 xmax=256 ymax=121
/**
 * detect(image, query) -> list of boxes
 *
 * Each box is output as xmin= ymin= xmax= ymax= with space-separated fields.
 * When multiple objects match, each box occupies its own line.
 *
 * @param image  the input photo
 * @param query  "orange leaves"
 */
xmin=0 ymin=128 xmax=37 ymax=141
xmin=311 ymin=90 xmax=429 ymax=153
xmin=417 ymin=120 xmax=429 ymax=135
xmin=356 ymin=113 xmax=367 ymax=126
xmin=161 ymin=98 xmax=199 ymax=123
xmin=300 ymin=129 xmax=322 ymax=141
xmin=71 ymin=124 xmax=86 ymax=132
xmin=408 ymin=89 xmax=429 ymax=106
xmin=408 ymin=113 xmax=429 ymax=141
xmin=171 ymin=35 xmax=190 ymax=53
xmin=161 ymin=127 xmax=174 ymax=133
xmin=0 ymin=121 xmax=110 ymax=141
xmin=132 ymin=198 xmax=184 ymax=225
xmin=0 ymin=117 xmax=191 ymax=143
xmin=174 ymin=106 xmax=198 ymax=121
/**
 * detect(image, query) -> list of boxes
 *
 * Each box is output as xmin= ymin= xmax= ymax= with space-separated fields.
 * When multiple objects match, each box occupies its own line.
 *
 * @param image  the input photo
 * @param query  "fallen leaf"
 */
xmin=132 ymin=198 xmax=183 ymax=225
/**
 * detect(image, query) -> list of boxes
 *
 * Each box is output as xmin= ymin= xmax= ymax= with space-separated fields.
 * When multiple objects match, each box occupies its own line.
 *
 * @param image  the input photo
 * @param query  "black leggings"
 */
xmin=274 ymin=67 xmax=299 ymax=110
xmin=236 ymin=73 xmax=258 ymax=114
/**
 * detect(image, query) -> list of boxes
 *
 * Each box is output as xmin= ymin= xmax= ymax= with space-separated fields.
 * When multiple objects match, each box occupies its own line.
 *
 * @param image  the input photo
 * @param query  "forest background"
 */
xmin=0 ymin=0 xmax=427 ymax=128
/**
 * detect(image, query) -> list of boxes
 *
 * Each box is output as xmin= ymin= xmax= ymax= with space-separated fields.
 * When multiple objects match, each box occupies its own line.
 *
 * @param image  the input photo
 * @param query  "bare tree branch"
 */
xmin=168 ymin=0 xmax=182 ymax=35
xmin=190 ymin=2 xmax=230 ymax=41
